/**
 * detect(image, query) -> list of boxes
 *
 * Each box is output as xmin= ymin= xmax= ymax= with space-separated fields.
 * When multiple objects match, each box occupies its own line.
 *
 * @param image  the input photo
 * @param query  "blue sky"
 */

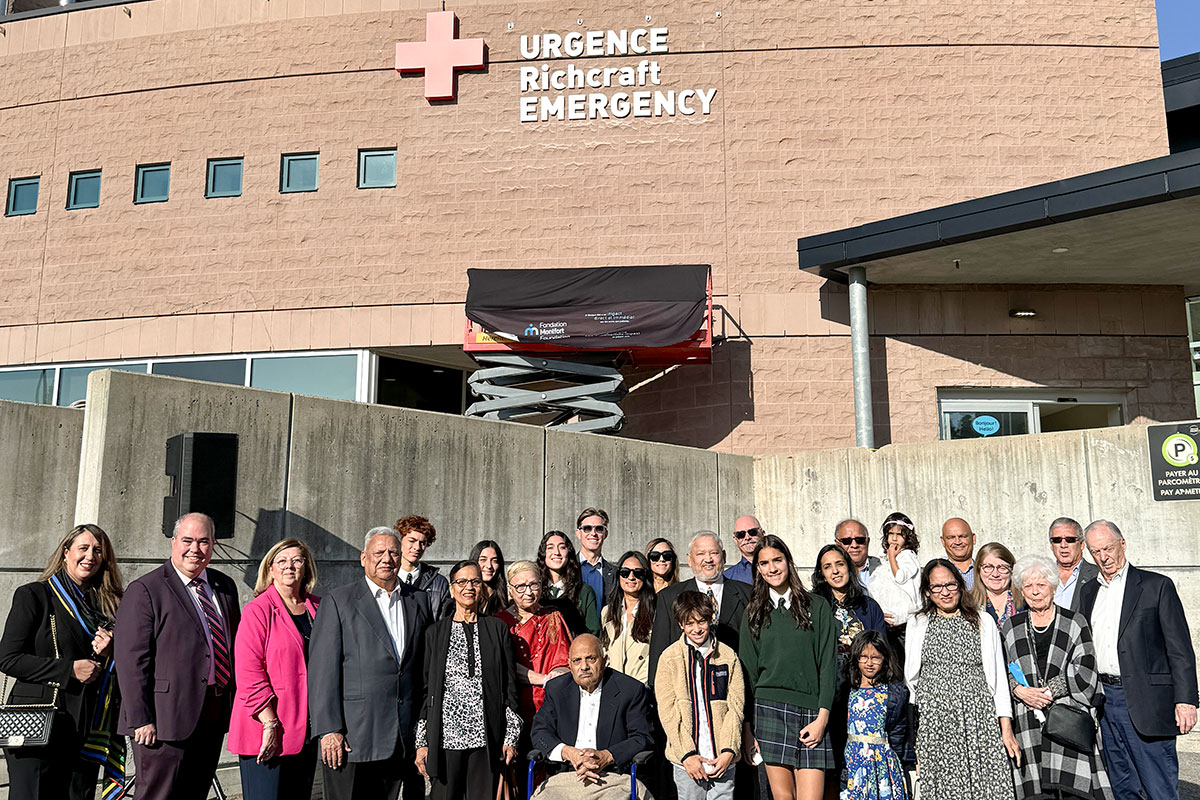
xmin=1158 ymin=0 xmax=1200 ymax=61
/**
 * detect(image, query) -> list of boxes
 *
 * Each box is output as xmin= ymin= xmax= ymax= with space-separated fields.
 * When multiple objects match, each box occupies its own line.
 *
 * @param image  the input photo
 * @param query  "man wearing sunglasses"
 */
xmin=834 ymin=519 xmax=881 ymax=591
xmin=1048 ymin=516 xmax=1098 ymax=610
xmin=576 ymin=507 xmax=617 ymax=610
xmin=723 ymin=515 xmax=763 ymax=585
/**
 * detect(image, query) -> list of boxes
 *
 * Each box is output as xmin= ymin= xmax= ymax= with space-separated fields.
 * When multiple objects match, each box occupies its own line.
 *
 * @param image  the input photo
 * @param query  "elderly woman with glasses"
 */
xmin=1001 ymin=555 xmax=1113 ymax=799
xmin=495 ymin=560 xmax=572 ymax=722
xmin=601 ymin=550 xmax=656 ymax=684
xmin=972 ymin=542 xmax=1025 ymax=628
xmin=905 ymin=559 xmax=1019 ymax=800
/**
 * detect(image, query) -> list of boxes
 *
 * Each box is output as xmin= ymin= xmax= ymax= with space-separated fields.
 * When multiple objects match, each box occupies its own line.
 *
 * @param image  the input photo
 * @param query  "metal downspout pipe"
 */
xmin=848 ymin=266 xmax=874 ymax=449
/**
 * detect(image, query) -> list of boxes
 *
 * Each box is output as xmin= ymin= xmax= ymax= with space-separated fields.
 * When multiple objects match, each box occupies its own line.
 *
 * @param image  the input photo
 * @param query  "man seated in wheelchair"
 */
xmin=531 ymin=634 xmax=656 ymax=798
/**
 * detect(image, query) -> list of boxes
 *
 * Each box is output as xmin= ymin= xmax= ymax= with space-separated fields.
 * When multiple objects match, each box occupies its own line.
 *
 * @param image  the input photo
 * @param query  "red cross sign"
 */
xmin=395 ymin=11 xmax=485 ymax=102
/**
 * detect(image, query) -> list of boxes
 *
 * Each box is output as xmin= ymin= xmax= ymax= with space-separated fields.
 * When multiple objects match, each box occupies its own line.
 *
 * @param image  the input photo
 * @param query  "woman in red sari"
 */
xmin=496 ymin=560 xmax=572 ymax=720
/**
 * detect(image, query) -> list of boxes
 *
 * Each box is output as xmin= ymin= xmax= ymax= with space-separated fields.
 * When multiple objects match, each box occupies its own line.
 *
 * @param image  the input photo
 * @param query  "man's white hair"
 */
xmin=1083 ymin=519 xmax=1124 ymax=542
xmin=688 ymin=530 xmax=723 ymax=553
xmin=364 ymin=526 xmax=401 ymax=551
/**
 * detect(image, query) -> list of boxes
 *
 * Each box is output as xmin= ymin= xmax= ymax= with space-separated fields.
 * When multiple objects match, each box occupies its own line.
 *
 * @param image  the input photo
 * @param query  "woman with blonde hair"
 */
xmin=0 ymin=523 xmax=125 ymax=800
xmin=971 ymin=542 xmax=1024 ymax=628
xmin=227 ymin=538 xmax=321 ymax=800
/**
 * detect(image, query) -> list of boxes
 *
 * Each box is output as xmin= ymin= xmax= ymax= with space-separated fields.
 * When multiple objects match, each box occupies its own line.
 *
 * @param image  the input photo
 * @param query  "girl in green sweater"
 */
xmin=739 ymin=534 xmax=837 ymax=800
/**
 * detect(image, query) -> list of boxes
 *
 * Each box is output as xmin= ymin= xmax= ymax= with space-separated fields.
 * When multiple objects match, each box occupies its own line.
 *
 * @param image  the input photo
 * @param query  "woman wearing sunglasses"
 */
xmin=601 ymin=551 xmax=657 ymax=684
xmin=645 ymin=538 xmax=680 ymax=592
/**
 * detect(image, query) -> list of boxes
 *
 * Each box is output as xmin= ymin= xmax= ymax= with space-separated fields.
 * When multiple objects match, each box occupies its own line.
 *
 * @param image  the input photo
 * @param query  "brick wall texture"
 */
xmin=0 ymin=0 xmax=1188 ymax=453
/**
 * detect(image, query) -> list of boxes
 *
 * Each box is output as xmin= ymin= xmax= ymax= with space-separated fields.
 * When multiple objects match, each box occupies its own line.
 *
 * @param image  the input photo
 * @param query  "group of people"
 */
xmin=0 ymin=508 xmax=1194 ymax=800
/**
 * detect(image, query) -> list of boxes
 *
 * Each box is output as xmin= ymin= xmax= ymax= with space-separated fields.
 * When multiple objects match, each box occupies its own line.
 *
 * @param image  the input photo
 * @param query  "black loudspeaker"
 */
xmin=162 ymin=432 xmax=239 ymax=539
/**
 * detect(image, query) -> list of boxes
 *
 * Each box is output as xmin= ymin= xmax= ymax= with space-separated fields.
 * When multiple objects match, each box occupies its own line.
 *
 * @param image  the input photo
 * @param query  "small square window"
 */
xmin=358 ymin=148 xmax=397 ymax=189
xmin=67 ymin=170 xmax=101 ymax=210
xmin=206 ymin=158 xmax=243 ymax=198
xmin=135 ymin=163 xmax=171 ymax=204
xmin=5 ymin=177 xmax=39 ymax=217
xmin=280 ymin=153 xmax=319 ymax=193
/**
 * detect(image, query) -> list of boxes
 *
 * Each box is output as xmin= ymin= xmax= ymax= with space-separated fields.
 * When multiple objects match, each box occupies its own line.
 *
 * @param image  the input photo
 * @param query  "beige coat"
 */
xmin=654 ymin=634 xmax=744 ymax=765
xmin=602 ymin=617 xmax=650 ymax=684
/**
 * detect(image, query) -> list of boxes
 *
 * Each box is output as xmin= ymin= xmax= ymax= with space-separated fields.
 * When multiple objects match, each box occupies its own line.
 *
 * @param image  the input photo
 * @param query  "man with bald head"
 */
xmin=531 ymin=635 xmax=654 ymax=798
xmin=648 ymin=531 xmax=752 ymax=684
xmin=724 ymin=515 xmax=763 ymax=585
xmin=940 ymin=517 xmax=977 ymax=590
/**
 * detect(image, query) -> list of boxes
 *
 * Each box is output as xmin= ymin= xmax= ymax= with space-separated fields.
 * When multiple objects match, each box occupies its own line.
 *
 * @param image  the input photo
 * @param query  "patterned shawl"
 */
xmin=47 ymin=571 xmax=128 ymax=800
xmin=1000 ymin=608 xmax=1112 ymax=800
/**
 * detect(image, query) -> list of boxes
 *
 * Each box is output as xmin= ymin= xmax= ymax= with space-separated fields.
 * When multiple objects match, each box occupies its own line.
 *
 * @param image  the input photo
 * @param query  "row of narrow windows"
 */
xmin=3 ymin=150 xmax=398 ymax=216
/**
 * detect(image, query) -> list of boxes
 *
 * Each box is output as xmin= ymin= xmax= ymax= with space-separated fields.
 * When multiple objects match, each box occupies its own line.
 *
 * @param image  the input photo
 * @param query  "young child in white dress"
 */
xmin=868 ymin=513 xmax=920 ymax=626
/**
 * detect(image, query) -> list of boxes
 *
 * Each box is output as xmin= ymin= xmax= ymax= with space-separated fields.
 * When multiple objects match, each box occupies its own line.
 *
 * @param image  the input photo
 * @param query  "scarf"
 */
xmin=47 ymin=571 xmax=128 ymax=800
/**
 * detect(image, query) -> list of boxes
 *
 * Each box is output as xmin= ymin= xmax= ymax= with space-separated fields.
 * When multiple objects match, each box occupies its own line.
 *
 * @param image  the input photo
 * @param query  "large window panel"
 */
xmin=152 ymin=359 xmax=246 ymax=386
xmin=57 ymin=363 xmax=147 ymax=406
xmin=0 ymin=369 xmax=54 ymax=404
xmin=250 ymin=354 xmax=357 ymax=401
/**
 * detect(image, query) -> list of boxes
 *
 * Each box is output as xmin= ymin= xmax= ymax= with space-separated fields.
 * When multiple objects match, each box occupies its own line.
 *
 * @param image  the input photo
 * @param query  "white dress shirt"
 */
xmin=691 ymin=638 xmax=716 ymax=761
xmin=366 ymin=576 xmax=407 ymax=663
xmin=174 ymin=564 xmax=223 ymax=685
xmin=1090 ymin=562 xmax=1130 ymax=676
xmin=550 ymin=683 xmax=604 ymax=761
xmin=1054 ymin=561 xmax=1083 ymax=608
xmin=696 ymin=575 xmax=725 ymax=617
xmin=769 ymin=587 xmax=792 ymax=609
xmin=399 ymin=566 xmax=419 ymax=586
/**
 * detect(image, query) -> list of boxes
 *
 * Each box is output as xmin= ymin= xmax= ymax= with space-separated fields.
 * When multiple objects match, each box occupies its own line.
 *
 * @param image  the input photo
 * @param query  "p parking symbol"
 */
xmin=1162 ymin=433 xmax=1199 ymax=468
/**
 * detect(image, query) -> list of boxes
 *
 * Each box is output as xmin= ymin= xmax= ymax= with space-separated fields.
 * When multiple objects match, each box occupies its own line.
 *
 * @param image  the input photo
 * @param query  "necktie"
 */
xmin=191 ymin=579 xmax=231 ymax=688
xmin=707 ymin=588 xmax=718 ymax=617
xmin=406 ymin=573 xmax=415 ymax=585
xmin=777 ymin=597 xmax=786 ymax=610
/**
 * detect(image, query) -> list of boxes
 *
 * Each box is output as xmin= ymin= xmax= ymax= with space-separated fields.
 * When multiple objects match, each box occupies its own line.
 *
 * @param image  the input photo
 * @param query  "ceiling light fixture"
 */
xmin=1051 ymin=247 xmax=1070 ymax=254
xmin=1009 ymin=309 xmax=1037 ymax=318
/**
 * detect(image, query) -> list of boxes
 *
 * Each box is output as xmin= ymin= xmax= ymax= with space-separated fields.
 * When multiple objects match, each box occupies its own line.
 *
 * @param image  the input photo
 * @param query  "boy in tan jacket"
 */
xmin=654 ymin=590 xmax=745 ymax=800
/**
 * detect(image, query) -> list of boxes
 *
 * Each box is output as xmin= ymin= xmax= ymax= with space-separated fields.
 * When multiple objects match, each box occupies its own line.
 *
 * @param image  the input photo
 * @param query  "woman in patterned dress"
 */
xmin=495 ymin=560 xmax=572 ymax=721
xmin=842 ymin=631 xmax=913 ymax=800
xmin=971 ymin=543 xmax=1024 ymax=628
xmin=811 ymin=544 xmax=888 ymax=799
xmin=1001 ymin=555 xmax=1112 ymax=800
xmin=904 ymin=559 xmax=1020 ymax=800
xmin=415 ymin=561 xmax=522 ymax=800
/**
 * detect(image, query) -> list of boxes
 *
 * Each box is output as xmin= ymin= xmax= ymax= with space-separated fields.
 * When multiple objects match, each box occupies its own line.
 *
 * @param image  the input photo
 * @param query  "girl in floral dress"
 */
xmin=842 ymin=631 xmax=914 ymax=800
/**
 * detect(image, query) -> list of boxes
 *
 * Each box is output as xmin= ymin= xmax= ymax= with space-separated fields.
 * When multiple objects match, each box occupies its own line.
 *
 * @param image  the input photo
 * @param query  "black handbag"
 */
xmin=0 ymin=614 xmax=61 ymax=749
xmin=1042 ymin=699 xmax=1096 ymax=752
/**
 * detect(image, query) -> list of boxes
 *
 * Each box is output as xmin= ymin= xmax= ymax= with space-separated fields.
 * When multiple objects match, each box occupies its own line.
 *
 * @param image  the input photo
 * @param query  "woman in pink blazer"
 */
xmin=228 ymin=538 xmax=321 ymax=800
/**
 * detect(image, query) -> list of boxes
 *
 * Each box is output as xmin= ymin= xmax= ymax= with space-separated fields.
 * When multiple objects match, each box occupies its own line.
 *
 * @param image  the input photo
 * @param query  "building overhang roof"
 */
xmin=797 ymin=148 xmax=1200 ymax=294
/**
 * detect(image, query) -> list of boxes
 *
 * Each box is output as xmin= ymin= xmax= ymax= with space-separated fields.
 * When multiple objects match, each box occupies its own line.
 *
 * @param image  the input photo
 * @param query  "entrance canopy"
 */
xmin=797 ymin=149 xmax=1200 ymax=293
xmin=465 ymin=264 xmax=712 ymax=365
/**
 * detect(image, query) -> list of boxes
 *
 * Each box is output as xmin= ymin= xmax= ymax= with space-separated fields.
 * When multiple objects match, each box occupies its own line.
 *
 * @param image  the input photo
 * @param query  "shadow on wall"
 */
xmin=618 ymin=338 xmax=753 ymax=449
xmin=235 ymin=509 xmax=366 ymax=594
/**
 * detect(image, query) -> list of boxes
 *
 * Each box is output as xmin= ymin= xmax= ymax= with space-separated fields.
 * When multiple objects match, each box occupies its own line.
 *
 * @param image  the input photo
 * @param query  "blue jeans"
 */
xmin=237 ymin=739 xmax=318 ymax=800
xmin=1099 ymin=683 xmax=1179 ymax=800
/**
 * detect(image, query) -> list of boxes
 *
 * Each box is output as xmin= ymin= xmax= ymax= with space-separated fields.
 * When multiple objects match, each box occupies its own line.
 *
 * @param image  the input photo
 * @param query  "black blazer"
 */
xmin=1078 ymin=565 xmax=1199 ymax=737
xmin=0 ymin=581 xmax=102 ymax=734
xmin=308 ymin=577 xmax=430 ymax=763
xmin=1065 ymin=560 xmax=1100 ymax=612
xmin=419 ymin=616 xmax=518 ymax=780
xmin=648 ymin=579 xmax=751 ymax=684
xmin=531 ymin=668 xmax=654 ymax=770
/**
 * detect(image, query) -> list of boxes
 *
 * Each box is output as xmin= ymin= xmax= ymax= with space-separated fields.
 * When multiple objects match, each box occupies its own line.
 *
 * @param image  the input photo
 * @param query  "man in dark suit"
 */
xmin=1078 ymin=519 xmax=1197 ymax=800
xmin=648 ymin=531 xmax=751 ymax=684
xmin=531 ymin=634 xmax=655 ymax=798
xmin=309 ymin=526 xmax=431 ymax=800
xmin=114 ymin=512 xmax=241 ymax=800
xmin=1048 ymin=516 xmax=1098 ymax=610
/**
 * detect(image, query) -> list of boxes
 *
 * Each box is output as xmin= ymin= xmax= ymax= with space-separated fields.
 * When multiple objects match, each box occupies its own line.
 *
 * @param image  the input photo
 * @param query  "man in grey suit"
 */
xmin=1048 ymin=516 xmax=1099 ymax=610
xmin=309 ymin=526 xmax=432 ymax=800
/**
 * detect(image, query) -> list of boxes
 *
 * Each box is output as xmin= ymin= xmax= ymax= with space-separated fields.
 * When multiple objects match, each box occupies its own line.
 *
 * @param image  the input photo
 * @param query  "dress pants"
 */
xmin=430 ymin=746 xmax=500 ymax=800
xmin=131 ymin=687 xmax=230 ymax=800
xmin=4 ymin=712 xmax=100 ymax=800
xmin=1099 ymin=683 xmax=1179 ymax=800
xmin=321 ymin=739 xmax=424 ymax=800
xmin=672 ymin=764 xmax=736 ymax=800
xmin=237 ymin=738 xmax=319 ymax=800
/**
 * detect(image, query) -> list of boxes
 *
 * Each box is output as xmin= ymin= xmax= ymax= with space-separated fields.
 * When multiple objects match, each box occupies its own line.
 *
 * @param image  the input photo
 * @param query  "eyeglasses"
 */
xmin=451 ymin=578 xmax=483 ymax=588
xmin=579 ymin=525 xmax=608 ymax=534
xmin=272 ymin=558 xmax=305 ymax=569
xmin=510 ymin=582 xmax=540 ymax=595
xmin=857 ymin=654 xmax=884 ymax=663
xmin=647 ymin=550 xmax=676 ymax=563
xmin=1050 ymin=536 xmax=1079 ymax=545
xmin=980 ymin=564 xmax=1012 ymax=575
xmin=619 ymin=567 xmax=648 ymax=581
xmin=838 ymin=537 xmax=868 ymax=546
xmin=734 ymin=527 xmax=761 ymax=540
xmin=929 ymin=582 xmax=959 ymax=595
